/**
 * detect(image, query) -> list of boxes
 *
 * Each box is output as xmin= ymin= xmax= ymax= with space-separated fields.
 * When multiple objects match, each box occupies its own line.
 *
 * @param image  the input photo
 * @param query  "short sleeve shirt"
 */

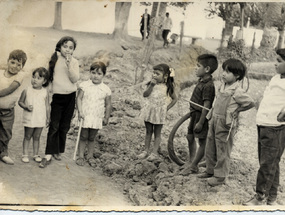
xmin=0 ymin=69 xmax=25 ymax=109
xmin=190 ymin=74 xmax=215 ymax=113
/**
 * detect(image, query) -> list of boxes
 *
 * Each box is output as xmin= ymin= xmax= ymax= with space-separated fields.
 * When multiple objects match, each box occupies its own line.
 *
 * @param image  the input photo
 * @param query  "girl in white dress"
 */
xmin=76 ymin=62 xmax=111 ymax=166
xmin=139 ymin=64 xmax=177 ymax=161
xmin=18 ymin=67 xmax=50 ymax=163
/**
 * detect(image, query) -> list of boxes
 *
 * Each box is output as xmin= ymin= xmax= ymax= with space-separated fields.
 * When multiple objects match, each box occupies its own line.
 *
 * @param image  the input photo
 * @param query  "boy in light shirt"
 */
xmin=0 ymin=50 xmax=27 ymax=165
xmin=244 ymin=49 xmax=285 ymax=206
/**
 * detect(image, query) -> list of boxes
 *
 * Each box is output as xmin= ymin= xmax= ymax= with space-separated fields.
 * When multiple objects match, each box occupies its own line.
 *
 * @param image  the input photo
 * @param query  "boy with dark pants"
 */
xmin=244 ymin=49 xmax=285 ymax=206
xmin=0 ymin=50 xmax=27 ymax=165
xmin=181 ymin=54 xmax=218 ymax=175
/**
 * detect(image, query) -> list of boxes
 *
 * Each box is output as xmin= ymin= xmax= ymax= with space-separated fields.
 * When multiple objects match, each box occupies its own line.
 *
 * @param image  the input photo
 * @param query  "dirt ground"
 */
xmin=1 ymin=26 xmax=285 ymax=211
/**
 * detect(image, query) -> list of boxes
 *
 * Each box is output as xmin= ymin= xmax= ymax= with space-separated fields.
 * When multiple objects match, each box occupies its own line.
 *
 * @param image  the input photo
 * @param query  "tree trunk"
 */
xmin=277 ymin=27 xmax=285 ymax=49
xmin=156 ymin=2 xmax=167 ymax=40
xmin=221 ymin=21 xmax=234 ymax=48
xmin=52 ymin=2 xmax=62 ymax=30
xmin=112 ymin=2 xmax=132 ymax=40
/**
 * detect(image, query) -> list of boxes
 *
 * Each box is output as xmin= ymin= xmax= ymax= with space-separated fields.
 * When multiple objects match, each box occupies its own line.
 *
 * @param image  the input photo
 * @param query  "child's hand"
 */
xmin=27 ymin=105 xmax=33 ymax=112
xmin=231 ymin=110 xmax=239 ymax=119
xmin=194 ymin=122 xmax=203 ymax=133
xmin=150 ymin=79 xmax=157 ymax=85
xmin=78 ymin=112 xmax=84 ymax=121
xmin=103 ymin=118 xmax=109 ymax=126
xmin=277 ymin=109 xmax=285 ymax=122
xmin=65 ymin=54 xmax=72 ymax=67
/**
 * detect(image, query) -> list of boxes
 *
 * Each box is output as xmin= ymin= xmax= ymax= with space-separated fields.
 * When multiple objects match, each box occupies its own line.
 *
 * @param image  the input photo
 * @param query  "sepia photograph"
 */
xmin=1 ymin=0 xmax=285 ymax=212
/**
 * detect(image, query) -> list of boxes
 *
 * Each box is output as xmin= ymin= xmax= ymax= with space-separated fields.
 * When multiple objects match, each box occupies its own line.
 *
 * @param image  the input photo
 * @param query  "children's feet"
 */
xmin=137 ymin=151 xmax=148 ymax=159
xmin=267 ymin=198 xmax=278 ymax=206
xmin=21 ymin=155 xmax=29 ymax=163
xmin=87 ymin=158 xmax=96 ymax=167
xmin=76 ymin=157 xmax=85 ymax=166
xmin=197 ymin=171 xmax=213 ymax=178
xmin=180 ymin=165 xmax=199 ymax=176
xmin=243 ymin=194 xmax=266 ymax=206
xmin=39 ymin=157 xmax=51 ymax=168
xmin=207 ymin=176 xmax=226 ymax=186
xmin=33 ymin=155 xmax=42 ymax=163
xmin=146 ymin=153 xmax=160 ymax=162
xmin=1 ymin=156 xmax=14 ymax=165
xmin=52 ymin=154 xmax=62 ymax=161
xmin=198 ymin=160 xmax=206 ymax=168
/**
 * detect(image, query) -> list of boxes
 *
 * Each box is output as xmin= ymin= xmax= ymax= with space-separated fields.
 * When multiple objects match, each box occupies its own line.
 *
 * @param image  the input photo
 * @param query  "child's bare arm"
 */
xmin=18 ymin=89 xmax=32 ymax=112
xmin=0 ymin=81 xmax=20 ymax=97
xmin=143 ymin=80 xmax=156 ymax=97
xmin=194 ymin=100 xmax=211 ymax=133
xmin=45 ymin=91 xmax=50 ymax=127
xmin=167 ymin=91 xmax=177 ymax=111
xmin=76 ymin=89 xmax=84 ymax=120
xmin=232 ymin=101 xmax=255 ymax=119
xmin=103 ymin=95 xmax=112 ymax=125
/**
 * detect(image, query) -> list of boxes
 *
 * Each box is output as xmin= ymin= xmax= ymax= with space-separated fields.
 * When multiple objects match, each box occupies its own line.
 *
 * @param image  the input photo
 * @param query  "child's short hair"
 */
xmin=276 ymin=49 xmax=285 ymax=61
xmin=90 ymin=61 xmax=106 ymax=75
xmin=8 ymin=50 xmax=27 ymax=67
xmin=32 ymin=67 xmax=50 ymax=87
xmin=197 ymin=54 xmax=218 ymax=74
xmin=222 ymin=58 xmax=246 ymax=81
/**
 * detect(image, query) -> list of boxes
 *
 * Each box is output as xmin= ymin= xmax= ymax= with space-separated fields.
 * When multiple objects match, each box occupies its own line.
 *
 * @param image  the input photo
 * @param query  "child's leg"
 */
xmin=191 ymin=138 xmax=206 ymax=168
xmin=78 ymin=128 xmax=88 ymax=159
xmin=23 ymin=127 xmax=34 ymax=155
xmin=86 ymin=129 xmax=98 ymax=160
xmin=144 ymin=121 xmax=153 ymax=153
xmin=186 ymin=134 xmax=196 ymax=163
xmin=0 ymin=109 xmax=14 ymax=159
xmin=153 ymin=124 xmax=163 ymax=155
xmin=32 ymin=127 xmax=43 ymax=156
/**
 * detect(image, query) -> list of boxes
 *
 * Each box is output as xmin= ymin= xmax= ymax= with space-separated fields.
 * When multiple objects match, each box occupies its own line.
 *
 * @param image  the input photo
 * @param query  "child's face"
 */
xmin=195 ymin=62 xmax=208 ymax=78
xmin=31 ymin=72 xmax=46 ymax=89
xmin=60 ymin=41 xmax=75 ymax=58
xmin=222 ymin=68 xmax=238 ymax=85
xmin=275 ymin=56 xmax=285 ymax=75
xmin=7 ymin=59 xmax=23 ymax=75
xmin=90 ymin=69 xmax=104 ymax=84
xmin=152 ymin=70 xmax=165 ymax=83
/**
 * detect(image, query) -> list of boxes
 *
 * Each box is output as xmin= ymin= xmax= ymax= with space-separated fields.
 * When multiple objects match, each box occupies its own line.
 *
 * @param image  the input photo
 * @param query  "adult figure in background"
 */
xmin=162 ymin=12 xmax=172 ymax=48
xmin=140 ymin=9 xmax=150 ymax=40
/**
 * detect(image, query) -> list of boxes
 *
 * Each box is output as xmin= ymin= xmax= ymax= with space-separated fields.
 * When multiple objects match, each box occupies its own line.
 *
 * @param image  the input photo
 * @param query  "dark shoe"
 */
xmin=243 ymin=195 xmax=266 ymax=206
xmin=52 ymin=154 xmax=62 ymax=161
xmin=197 ymin=172 xmax=213 ymax=178
xmin=39 ymin=158 xmax=51 ymax=168
xmin=207 ymin=176 xmax=226 ymax=186
xmin=267 ymin=198 xmax=277 ymax=206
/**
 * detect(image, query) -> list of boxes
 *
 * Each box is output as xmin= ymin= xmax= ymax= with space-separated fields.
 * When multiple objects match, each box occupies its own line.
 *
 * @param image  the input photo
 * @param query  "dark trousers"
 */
xmin=256 ymin=125 xmax=285 ymax=200
xmin=162 ymin=30 xmax=170 ymax=46
xmin=45 ymin=92 xmax=75 ymax=155
xmin=140 ymin=26 xmax=149 ymax=39
xmin=0 ymin=108 xmax=14 ymax=158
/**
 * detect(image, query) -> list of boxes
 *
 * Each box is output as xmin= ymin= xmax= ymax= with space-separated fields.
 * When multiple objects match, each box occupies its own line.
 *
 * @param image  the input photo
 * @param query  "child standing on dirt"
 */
xmin=243 ymin=49 xmax=285 ymax=206
xmin=18 ymin=67 xmax=50 ymax=163
xmin=0 ymin=50 xmax=27 ymax=165
xmin=76 ymin=61 xmax=111 ymax=167
xmin=139 ymin=63 xmax=177 ymax=161
xmin=180 ymin=54 xmax=218 ymax=176
xmin=198 ymin=58 xmax=254 ymax=186
xmin=40 ymin=36 xmax=79 ymax=168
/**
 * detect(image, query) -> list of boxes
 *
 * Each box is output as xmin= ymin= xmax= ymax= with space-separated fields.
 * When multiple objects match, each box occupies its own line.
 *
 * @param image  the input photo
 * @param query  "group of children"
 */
xmin=0 ymin=36 xmax=111 ymax=169
xmin=1 ymin=34 xmax=285 ymax=206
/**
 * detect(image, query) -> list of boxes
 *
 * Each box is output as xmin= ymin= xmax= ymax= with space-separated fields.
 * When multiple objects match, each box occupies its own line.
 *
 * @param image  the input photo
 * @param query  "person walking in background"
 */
xmin=40 ymin=36 xmax=79 ymax=168
xmin=138 ymin=64 xmax=177 ymax=162
xmin=198 ymin=58 xmax=254 ymax=186
xmin=0 ymin=50 xmax=27 ymax=165
xmin=140 ymin=9 xmax=150 ymax=40
xmin=18 ymin=67 xmax=50 ymax=163
xmin=161 ymin=12 xmax=172 ymax=48
xmin=243 ymin=49 xmax=285 ymax=206
xmin=76 ymin=61 xmax=111 ymax=167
